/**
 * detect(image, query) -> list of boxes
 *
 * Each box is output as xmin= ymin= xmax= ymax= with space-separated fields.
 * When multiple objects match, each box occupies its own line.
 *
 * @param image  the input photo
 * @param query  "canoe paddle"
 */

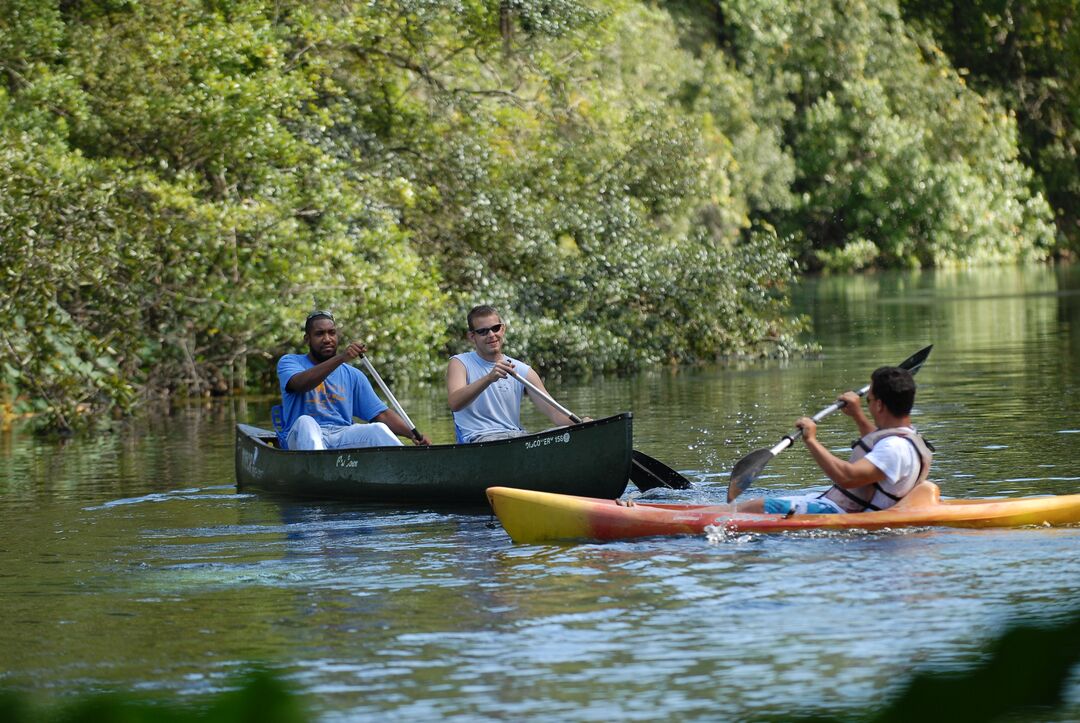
xmin=726 ymin=344 xmax=933 ymax=503
xmin=358 ymin=355 xmax=425 ymax=444
xmin=506 ymin=368 xmax=692 ymax=492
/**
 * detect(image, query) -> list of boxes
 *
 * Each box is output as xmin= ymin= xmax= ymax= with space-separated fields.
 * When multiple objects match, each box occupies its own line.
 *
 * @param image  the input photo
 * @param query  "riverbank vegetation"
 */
xmin=1 ymin=0 xmax=1075 ymax=431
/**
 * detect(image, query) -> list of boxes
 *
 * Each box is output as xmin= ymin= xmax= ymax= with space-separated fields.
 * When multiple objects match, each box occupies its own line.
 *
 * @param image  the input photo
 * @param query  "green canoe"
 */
xmin=235 ymin=413 xmax=632 ymax=505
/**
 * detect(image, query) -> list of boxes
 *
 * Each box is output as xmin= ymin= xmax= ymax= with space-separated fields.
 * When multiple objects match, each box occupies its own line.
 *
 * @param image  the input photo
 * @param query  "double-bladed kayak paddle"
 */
xmin=726 ymin=345 xmax=933 ymax=503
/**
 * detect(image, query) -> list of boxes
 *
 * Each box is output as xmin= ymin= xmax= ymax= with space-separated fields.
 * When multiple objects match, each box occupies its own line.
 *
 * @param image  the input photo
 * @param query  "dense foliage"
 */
xmin=0 ymin=0 xmax=1071 ymax=431
xmin=708 ymin=0 xmax=1058 ymax=270
xmin=900 ymin=0 xmax=1080 ymax=254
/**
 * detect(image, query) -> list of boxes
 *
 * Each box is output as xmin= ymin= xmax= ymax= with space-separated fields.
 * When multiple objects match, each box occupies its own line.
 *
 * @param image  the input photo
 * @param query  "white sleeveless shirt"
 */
xmin=451 ymin=351 xmax=533 ymax=443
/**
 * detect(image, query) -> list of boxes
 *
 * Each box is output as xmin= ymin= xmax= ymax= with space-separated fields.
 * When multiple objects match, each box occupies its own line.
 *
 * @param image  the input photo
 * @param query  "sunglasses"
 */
xmin=470 ymin=323 xmax=504 ymax=336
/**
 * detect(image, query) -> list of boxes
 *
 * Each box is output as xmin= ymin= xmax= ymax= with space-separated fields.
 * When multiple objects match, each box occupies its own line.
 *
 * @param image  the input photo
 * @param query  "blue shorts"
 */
xmin=763 ymin=494 xmax=845 ymax=515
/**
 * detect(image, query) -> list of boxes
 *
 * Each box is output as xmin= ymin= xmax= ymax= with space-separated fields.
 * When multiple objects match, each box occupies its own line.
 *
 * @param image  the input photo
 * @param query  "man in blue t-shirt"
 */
xmin=277 ymin=311 xmax=431 ymax=450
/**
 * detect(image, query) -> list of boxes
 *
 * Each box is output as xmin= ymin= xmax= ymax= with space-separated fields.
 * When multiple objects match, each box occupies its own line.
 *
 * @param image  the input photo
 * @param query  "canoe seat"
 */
xmin=894 ymin=481 xmax=941 ymax=509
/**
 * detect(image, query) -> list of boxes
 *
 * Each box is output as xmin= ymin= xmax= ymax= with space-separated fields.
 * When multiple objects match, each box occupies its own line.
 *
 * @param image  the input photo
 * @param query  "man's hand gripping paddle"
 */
xmin=506 ymin=369 xmax=692 ymax=492
xmin=726 ymin=345 xmax=933 ymax=503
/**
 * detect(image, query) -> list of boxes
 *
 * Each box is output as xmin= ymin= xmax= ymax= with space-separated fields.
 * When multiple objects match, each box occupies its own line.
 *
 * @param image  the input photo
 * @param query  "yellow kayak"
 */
xmin=486 ymin=482 xmax=1080 ymax=544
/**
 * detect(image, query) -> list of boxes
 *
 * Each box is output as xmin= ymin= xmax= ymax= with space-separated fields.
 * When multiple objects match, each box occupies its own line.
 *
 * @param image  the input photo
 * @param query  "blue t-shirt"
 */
xmin=277 ymin=354 xmax=388 ymax=435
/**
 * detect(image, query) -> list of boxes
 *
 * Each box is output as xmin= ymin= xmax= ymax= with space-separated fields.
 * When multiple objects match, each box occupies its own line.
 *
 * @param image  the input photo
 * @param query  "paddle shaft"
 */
xmin=768 ymin=382 xmax=871 ymax=455
xmin=358 ymin=355 xmax=424 ymax=442
xmin=507 ymin=367 xmax=691 ymax=490
xmin=506 ymin=369 xmax=582 ymax=424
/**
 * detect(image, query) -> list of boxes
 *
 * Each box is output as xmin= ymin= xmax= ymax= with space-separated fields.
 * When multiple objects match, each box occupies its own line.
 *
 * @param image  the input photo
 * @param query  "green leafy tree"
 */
xmin=321 ymin=0 xmax=804 ymax=370
xmin=715 ymin=0 xmax=1056 ymax=270
xmin=13 ymin=0 xmax=1062 ymax=431
xmin=1 ymin=0 xmax=449 ymax=430
xmin=900 ymin=0 xmax=1080 ymax=254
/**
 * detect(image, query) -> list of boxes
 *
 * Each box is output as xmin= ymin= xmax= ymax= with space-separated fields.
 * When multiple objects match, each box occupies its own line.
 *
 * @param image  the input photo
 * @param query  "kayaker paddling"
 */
xmin=739 ymin=366 xmax=932 ymax=515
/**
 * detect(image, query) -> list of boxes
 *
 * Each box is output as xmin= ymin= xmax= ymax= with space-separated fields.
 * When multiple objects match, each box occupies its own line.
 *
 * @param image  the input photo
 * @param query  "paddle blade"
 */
xmin=727 ymin=447 xmax=775 ymax=502
xmin=899 ymin=345 xmax=933 ymax=374
xmin=630 ymin=450 xmax=692 ymax=492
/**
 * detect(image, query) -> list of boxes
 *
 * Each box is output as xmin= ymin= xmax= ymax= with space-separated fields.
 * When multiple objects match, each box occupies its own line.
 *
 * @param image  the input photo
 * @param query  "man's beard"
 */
xmin=310 ymin=346 xmax=336 ymax=362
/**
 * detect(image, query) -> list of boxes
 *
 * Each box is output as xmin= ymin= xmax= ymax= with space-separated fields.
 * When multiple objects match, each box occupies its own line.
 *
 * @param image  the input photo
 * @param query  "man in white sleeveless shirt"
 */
xmin=740 ymin=366 xmax=932 ymax=514
xmin=447 ymin=305 xmax=579 ymax=443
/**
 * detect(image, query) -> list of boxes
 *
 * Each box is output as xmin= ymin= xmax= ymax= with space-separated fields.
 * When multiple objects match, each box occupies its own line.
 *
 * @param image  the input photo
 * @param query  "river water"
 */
xmin=2 ymin=266 xmax=1079 ymax=720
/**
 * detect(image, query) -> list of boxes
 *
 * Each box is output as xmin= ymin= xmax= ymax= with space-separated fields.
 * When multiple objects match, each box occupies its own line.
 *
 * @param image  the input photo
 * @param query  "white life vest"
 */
xmin=822 ymin=427 xmax=934 ymax=512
